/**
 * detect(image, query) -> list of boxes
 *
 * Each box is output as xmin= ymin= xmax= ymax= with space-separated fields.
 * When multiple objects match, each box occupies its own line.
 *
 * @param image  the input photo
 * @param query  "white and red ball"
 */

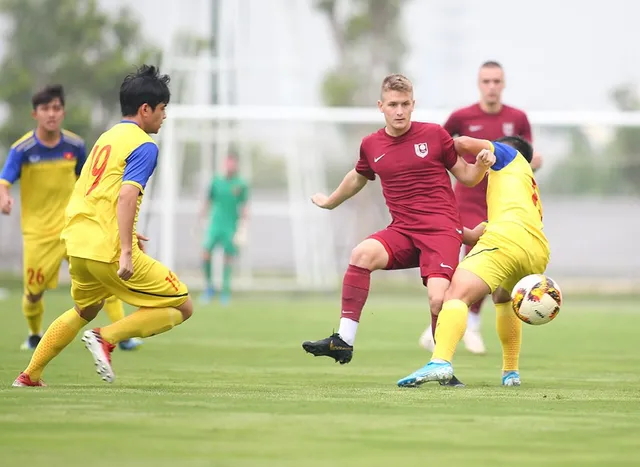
xmin=511 ymin=274 xmax=562 ymax=325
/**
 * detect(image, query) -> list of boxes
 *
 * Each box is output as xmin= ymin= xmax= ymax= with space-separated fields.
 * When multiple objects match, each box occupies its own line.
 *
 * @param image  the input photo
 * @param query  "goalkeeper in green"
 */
xmin=200 ymin=154 xmax=250 ymax=305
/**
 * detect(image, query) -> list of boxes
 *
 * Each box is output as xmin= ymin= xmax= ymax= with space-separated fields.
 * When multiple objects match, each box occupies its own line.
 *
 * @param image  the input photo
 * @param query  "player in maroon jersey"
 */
xmin=419 ymin=61 xmax=542 ymax=355
xmin=301 ymin=74 xmax=491 ymax=378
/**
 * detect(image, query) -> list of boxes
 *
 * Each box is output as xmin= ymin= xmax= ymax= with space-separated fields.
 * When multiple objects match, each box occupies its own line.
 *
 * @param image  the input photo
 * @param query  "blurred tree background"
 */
xmin=0 ymin=0 xmax=159 ymax=151
xmin=315 ymin=0 xmax=408 ymax=236
xmin=545 ymin=84 xmax=640 ymax=196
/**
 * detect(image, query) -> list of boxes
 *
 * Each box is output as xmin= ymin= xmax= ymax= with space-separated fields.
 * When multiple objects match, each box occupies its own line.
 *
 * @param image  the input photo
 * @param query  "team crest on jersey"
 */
xmin=502 ymin=122 xmax=515 ymax=136
xmin=414 ymin=142 xmax=428 ymax=158
xmin=64 ymin=152 xmax=75 ymax=160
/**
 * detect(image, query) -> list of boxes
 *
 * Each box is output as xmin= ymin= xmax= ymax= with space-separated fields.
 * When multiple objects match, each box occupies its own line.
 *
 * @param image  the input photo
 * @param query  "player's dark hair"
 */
xmin=496 ymin=136 xmax=533 ymax=163
xmin=120 ymin=64 xmax=171 ymax=116
xmin=32 ymin=84 xmax=65 ymax=109
xmin=480 ymin=60 xmax=503 ymax=69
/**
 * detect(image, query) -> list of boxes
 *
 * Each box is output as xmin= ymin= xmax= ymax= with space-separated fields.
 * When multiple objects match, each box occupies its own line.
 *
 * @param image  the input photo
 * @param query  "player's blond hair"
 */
xmin=380 ymin=74 xmax=413 ymax=98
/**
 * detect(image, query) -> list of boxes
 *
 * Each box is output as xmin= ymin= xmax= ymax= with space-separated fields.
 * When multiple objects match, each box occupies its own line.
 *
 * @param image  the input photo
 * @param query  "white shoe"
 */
xmin=418 ymin=326 xmax=435 ymax=352
xmin=463 ymin=329 xmax=486 ymax=354
xmin=81 ymin=329 xmax=116 ymax=383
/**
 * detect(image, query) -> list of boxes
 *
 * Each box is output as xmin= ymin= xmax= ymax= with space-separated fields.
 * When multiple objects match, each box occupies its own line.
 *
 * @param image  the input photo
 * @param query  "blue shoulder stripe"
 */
xmin=491 ymin=141 xmax=518 ymax=171
xmin=11 ymin=131 xmax=35 ymax=152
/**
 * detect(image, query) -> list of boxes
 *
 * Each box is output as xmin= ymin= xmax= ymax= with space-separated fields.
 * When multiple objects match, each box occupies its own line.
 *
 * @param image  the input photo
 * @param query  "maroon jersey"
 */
xmin=356 ymin=122 xmax=462 ymax=235
xmin=444 ymin=103 xmax=532 ymax=223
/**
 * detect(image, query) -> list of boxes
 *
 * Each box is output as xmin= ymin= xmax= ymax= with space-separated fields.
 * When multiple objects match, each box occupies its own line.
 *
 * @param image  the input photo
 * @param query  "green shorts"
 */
xmin=203 ymin=226 xmax=238 ymax=256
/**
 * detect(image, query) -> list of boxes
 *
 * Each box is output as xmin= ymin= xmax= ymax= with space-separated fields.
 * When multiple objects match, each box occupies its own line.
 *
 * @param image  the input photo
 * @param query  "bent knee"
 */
xmin=75 ymin=300 xmax=104 ymax=322
xmin=178 ymin=298 xmax=194 ymax=322
xmin=429 ymin=296 xmax=444 ymax=316
xmin=492 ymin=287 xmax=511 ymax=304
xmin=25 ymin=292 xmax=43 ymax=303
xmin=349 ymin=239 xmax=388 ymax=271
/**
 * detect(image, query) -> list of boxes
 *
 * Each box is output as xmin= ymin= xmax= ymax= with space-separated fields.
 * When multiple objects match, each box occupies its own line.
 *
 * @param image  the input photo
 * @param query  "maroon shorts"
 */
xmin=369 ymin=227 xmax=462 ymax=283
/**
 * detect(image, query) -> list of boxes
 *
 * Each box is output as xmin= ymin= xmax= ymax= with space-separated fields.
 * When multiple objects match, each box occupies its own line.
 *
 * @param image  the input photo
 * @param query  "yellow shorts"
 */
xmin=458 ymin=225 xmax=550 ymax=294
xmin=23 ymin=236 xmax=67 ymax=295
xmin=68 ymin=251 xmax=189 ymax=309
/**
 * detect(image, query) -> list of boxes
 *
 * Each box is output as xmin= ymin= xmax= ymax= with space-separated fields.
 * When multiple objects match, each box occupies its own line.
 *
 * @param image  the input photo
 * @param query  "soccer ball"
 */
xmin=511 ymin=274 xmax=562 ymax=325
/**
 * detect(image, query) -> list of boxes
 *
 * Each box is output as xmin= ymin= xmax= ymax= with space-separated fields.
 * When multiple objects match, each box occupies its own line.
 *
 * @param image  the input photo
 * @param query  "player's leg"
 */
xmin=19 ymin=239 xmax=65 ymax=350
xmin=200 ymin=229 xmax=219 ymax=303
xmin=398 ymin=236 xmax=517 ymax=387
xmin=302 ymin=228 xmax=417 ymax=364
xmin=102 ymin=296 xmax=143 ymax=351
xmin=463 ymin=242 xmax=487 ymax=355
xmin=492 ymin=285 xmax=522 ymax=386
xmin=13 ymin=257 xmax=108 ymax=387
xmin=219 ymin=229 xmax=239 ymax=305
xmin=424 ymin=275 xmax=465 ymax=388
xmin=76 ymin=252 xmax=193 ymax=382
xmin=495 ymin=237 xmax=550 ymax=387
xmin=412 ymin=233 xmax=466 ymax=387
xmin=459 ymin=208 xmax=489 ymax=354
xmin=397 ymin=269 xmax=491 ymax=387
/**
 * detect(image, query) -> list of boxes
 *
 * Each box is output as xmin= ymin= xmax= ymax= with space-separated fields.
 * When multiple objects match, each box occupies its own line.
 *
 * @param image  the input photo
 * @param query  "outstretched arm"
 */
xmin=311 ymin=169 xmax=368 ymax=210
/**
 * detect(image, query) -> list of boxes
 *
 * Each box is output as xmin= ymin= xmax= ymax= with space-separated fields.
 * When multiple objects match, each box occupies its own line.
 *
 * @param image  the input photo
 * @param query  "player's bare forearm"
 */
xmin=450 ymin=157 xmax=489 ymax=187
xmin=317 ymin=169 xmax=368 ymax=210
xmin=117 ymin=184 xmax=140 ymax=254
xmin=0 ymin=182 xmax=13 ymax=215
xmin=453 ymin=136 xmax=492 ymax=156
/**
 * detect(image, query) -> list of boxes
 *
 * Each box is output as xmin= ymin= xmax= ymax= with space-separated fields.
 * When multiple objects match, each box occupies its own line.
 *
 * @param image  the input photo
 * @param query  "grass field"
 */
xmin=1 ymin=287 xmax=640 ymax=466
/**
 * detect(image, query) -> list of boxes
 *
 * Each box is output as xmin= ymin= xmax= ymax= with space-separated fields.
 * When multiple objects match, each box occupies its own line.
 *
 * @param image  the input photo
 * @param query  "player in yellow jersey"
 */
xmin=13 ymin=65 xmax=194 ymax=387
xmin=397 ymin=135 xmax=550 ymax=388
xmin=0 ymin=85 xmax=140 ymax=352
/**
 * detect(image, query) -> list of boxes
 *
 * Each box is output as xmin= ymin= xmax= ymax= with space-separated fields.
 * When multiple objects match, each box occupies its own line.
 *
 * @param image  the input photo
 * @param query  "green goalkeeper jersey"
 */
xmin=207 ymin=174 xmax=249 ymax=230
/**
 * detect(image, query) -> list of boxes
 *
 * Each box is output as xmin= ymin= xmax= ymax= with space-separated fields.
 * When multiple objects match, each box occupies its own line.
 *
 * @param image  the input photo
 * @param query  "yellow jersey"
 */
xmin=0 ymin=130 xmax=86 ymax=240
xmin=485 ymin=141 xmax=547 ymax=245
xmin=61 ymin=121 xmax=159 ymax=263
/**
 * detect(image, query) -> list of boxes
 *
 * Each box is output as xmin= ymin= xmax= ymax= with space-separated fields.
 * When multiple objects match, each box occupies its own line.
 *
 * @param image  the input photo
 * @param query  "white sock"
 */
xmin=338 ymin=317 xmax=358 ymax=346
xmin=467 ymin=312 xmax=481 ymax=332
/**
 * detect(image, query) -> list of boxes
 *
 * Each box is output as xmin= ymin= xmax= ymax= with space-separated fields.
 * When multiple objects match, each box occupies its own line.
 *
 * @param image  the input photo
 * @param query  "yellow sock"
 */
xmin=100 ymin=307 xmax=184 ymax=344
xmin=496 ymin=301 xmax=522 ymax=371
xmin=432 ymin=299 xmax=468 ymax=362
xmin=22 ymin=296 xmax=44 ymax=335
xmin=24 ymin=308 xmax=88 ymax=381
xmin=103 ymin=296 xmax=125 ymax=323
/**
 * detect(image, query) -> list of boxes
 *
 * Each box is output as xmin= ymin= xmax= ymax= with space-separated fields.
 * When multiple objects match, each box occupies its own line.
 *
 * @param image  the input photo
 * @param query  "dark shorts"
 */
xmin=369 ymin=227 xmax=462 ymax=283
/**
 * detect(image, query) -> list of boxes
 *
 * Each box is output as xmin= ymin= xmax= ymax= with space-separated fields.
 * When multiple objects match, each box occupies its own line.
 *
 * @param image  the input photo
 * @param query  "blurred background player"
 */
xmin=0 ymin=85 xmax=141 ymax=352
xmin=420 ymin=61 xmax=541 ymax=355
xmin=13 ymin=65 xmax=194 ymax=387
xmin=200 ymin=154 xmax=250 ymax=305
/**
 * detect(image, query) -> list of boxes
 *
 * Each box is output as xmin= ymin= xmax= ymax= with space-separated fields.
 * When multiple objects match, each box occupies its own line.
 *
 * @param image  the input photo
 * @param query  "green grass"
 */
xmin=1 ymin=289 xmax=640 ymax=466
